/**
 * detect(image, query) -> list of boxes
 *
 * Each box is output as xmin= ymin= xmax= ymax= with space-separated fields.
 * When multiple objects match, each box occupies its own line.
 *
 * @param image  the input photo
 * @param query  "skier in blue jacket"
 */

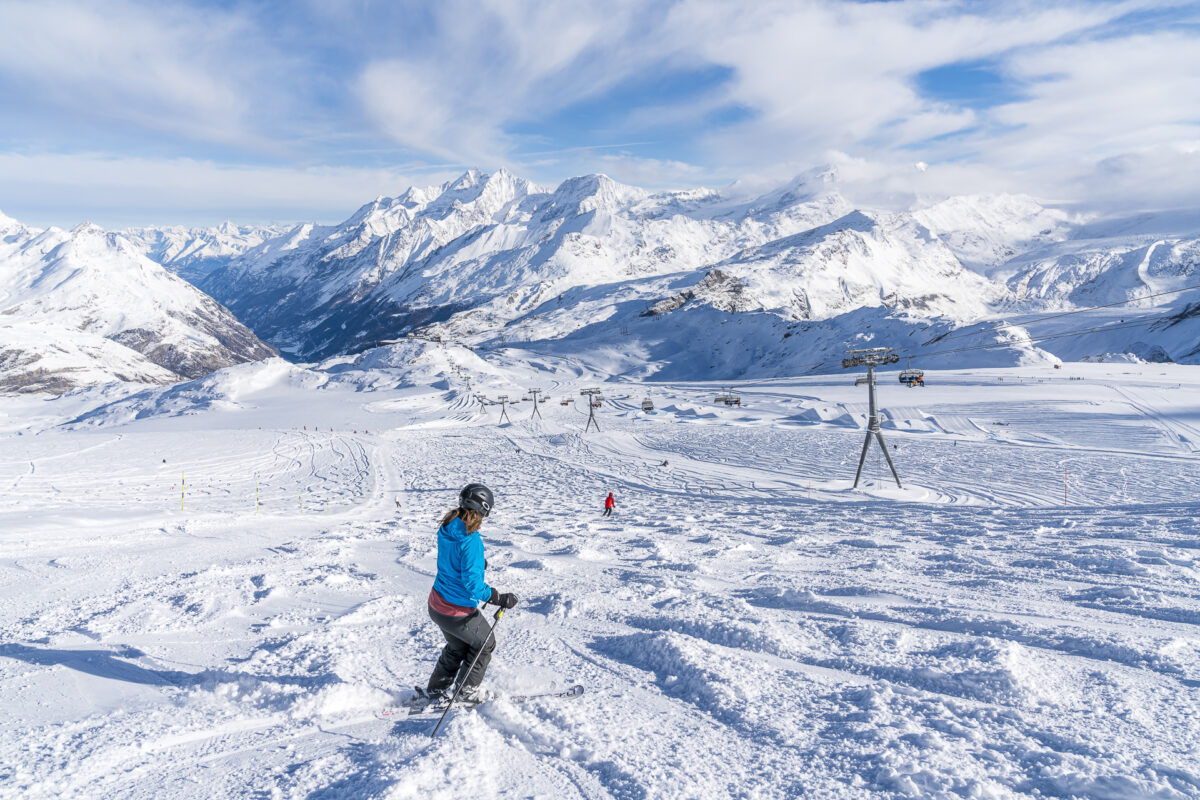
xmin=425 ymin=483 xmax=518 ymax=702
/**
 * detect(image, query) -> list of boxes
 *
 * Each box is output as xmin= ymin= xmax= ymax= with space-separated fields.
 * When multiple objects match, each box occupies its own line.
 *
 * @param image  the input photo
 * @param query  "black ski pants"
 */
xmin=602 ymin=506 xmax=613 ymax=517
xmin=427 ymin=605 xmax=495 ymax=694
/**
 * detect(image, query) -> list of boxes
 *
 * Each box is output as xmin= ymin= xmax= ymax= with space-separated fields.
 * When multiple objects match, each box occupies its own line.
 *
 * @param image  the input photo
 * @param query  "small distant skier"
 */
xmin=603 ymin=492 xmax=615 ymax=517
xmin=424 ymin=483 xmax=518 ymax=703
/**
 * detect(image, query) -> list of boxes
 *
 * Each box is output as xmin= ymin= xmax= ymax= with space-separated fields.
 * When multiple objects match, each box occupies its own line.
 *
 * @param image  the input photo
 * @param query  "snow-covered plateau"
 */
xmin=1 ymin=353 xmax=1198 ymax=799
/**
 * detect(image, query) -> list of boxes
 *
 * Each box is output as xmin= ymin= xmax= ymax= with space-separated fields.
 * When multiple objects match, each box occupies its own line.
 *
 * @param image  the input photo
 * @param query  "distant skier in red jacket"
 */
xmin=603 ymin=492 xmax=615 ymax=517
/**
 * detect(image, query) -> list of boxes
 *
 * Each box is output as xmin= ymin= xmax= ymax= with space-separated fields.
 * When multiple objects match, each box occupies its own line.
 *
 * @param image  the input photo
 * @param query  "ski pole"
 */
xmin=431 ymin=606 xmax=505 ymax=738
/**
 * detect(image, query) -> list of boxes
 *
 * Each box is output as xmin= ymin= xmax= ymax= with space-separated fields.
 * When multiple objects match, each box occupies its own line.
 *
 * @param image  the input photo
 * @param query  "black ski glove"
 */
xmin=488 ymin=588 xmax=519 ymax=609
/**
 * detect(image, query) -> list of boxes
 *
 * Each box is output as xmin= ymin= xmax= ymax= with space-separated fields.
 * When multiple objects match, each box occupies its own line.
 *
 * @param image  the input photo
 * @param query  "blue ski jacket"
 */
xmin=432 ymin=516 xmax=492 ymax=608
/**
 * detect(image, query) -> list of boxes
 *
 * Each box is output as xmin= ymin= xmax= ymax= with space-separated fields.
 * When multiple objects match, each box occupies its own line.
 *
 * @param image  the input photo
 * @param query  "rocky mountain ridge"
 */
xmin=171 ymin=168 xmax=1199 ymax=374
xmin=0 ymin=215 xmax=277 ymax=394
xmin=5 ymin=166 xmax=1197 ymax=394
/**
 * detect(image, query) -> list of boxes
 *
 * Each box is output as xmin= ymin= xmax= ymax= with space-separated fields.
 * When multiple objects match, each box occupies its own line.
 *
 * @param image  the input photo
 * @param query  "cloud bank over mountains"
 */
xmin=0 ymin=0 xmax=1197 ymax=226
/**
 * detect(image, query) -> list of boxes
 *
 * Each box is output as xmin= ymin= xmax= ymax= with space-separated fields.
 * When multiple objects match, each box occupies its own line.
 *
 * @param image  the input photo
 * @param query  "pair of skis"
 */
xmin=379 ymin=683 xmax=584 ymax=719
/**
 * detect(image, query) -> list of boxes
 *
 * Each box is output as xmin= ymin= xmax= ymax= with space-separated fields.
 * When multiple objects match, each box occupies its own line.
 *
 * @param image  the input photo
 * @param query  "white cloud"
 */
xmin=594 ymin=153 xmax=707 ymax=188
xmin=988 ymin=32 xmax=1200 ymax=164
xmin=347 ymin=0 xmax=1200 ymax=209
xmin=0 ymin=152 xmax=459 ymax=227
xmin=353 ymin=0 xmax=688 ymax=167
xmin=659 ymin=1 xmax=1200 ymax=208
xmin=0 ymin=0 xmax=278 ymax=148
xmin=1 ymin=0 xmax=1197 ymax=219
xmin=674 ymin=1 xmax=1142 ymax=159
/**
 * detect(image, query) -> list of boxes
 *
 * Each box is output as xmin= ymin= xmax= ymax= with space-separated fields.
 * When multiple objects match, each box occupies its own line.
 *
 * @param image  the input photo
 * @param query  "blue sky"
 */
xmin=0 ymin=0 xmax=1197 ymax=227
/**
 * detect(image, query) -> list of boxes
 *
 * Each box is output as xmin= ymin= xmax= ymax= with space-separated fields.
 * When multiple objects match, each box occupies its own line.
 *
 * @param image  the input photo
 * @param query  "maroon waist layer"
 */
xmin=428 ymin=587 xmax=474 ymax=617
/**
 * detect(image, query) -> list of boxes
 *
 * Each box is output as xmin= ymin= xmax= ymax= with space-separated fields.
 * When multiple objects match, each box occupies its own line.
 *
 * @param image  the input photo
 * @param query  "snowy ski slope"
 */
xmin=1 ymin=362 xmax=1198 ymax=799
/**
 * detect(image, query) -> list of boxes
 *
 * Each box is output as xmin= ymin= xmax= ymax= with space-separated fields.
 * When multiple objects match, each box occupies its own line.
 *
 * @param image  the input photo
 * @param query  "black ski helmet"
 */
xmin=459 ymin=483 xmax=494 ymax=517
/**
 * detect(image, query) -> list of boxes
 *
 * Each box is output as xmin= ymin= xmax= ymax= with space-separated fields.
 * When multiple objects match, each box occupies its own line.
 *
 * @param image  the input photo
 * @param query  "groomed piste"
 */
xmin=1 ymin=357 xmax=1198 ymax=799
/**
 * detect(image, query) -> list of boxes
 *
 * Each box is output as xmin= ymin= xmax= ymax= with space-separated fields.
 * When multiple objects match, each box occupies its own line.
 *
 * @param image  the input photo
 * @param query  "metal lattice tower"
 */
xmin=524 ymin=388 xmax=545 ymax=419
xmin=841 ymin=347 xmax=902 ymax=489
xmin=580 ymin=388 xmax=603 ymax=432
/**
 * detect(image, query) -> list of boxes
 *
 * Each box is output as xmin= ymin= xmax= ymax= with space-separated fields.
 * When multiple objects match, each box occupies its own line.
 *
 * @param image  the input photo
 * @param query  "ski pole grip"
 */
xmin=495 ymin=608 xmax=505 ymax=621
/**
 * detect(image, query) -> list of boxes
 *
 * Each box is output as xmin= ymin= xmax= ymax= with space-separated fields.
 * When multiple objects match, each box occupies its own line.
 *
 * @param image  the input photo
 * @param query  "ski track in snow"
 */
xmin=1 ymin=367 xmax=1199 ymax=799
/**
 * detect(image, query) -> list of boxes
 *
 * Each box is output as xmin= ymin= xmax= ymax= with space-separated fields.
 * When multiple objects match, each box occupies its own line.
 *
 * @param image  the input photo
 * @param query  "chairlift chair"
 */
xmin=898 ymin=356 xmax=925 ymax=387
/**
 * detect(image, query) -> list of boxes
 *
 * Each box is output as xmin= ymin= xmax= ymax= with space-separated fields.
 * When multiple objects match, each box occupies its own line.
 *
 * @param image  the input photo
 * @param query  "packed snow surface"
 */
xmin=1 ymin=360 xmax=1198 ymax=798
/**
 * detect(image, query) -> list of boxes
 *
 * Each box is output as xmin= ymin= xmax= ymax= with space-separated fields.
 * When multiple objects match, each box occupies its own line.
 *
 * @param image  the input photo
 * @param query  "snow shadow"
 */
xmin=0 ymin=643 xmax=336 ymax=690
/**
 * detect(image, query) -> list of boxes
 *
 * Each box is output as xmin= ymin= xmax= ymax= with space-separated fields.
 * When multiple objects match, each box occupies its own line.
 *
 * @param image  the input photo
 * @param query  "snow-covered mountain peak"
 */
xmin=559 ymin=173 xmax=640 ymax=202
xmin=912 ymin=193 xmax=1078 ymax=273
xmin=121 ymin=221 xmax=296 ymax=284
xmin=0 ymin=211 xmax=277 ymax=393
xmin=726 ymin=164 xmax=841 ymax=208
xmin=396 ymin=183 xmax=440 ymax=209
xmin=0 ymin=208 xmax=38 ymax=241
xmin=754 ymin=172 xmax=840 ymax=210
xmin=541 ymin=173 xmax=646 ymax=219
xmin=402 ymin=168 xmax=539 ymax=226
xmin=448 ymin=167 xmax=484 ymax=191
xmin=70 ymin=220 xmax=104 ymax=236
xmin=137 ymin=166 xmax=1200 ymax=372
xmin=343 ymin=195 xmax=411 ymax=231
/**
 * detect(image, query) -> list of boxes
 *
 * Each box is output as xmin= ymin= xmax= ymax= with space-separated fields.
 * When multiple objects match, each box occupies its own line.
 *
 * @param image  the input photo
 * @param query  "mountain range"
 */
xmin=2 ymin=167 xmax=1198 ymax=394
xmin=0 ymin=212 xmax=276 ymax=394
